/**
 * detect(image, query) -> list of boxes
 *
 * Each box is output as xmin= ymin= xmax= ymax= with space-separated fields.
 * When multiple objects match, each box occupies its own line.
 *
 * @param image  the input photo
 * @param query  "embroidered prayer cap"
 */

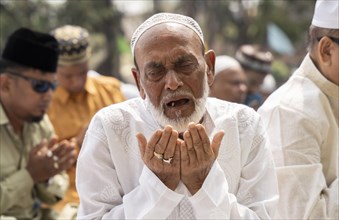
xmin=312 ymin=0 xmax=339 ymax=29
xmin=0 ymin=27 xmax=59 ymax=72
xmin=51 ymin=25 xmax=91 ymax=66
xmin=235 ymin=45 xmax=273 ymax=75
xmin=215 ymin=55 xmax=242 ymax=76
xmin=130 ymin=12 xmax=204 ymax=56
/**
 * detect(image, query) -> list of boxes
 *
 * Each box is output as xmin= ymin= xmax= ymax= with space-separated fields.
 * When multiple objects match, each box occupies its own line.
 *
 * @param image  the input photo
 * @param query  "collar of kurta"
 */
xmin=54 ymin=76 xmax=98 ymax=104
xmin=0 ymin=102 xmax=9 ymax=125
xmin=303 ymin=54 xmax=338 ymax=99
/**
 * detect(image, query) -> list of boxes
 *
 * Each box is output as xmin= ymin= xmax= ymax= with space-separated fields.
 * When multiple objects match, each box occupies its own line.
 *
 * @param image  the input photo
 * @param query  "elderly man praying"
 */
xmin=76 ymin=13 xmax=278 ymax=219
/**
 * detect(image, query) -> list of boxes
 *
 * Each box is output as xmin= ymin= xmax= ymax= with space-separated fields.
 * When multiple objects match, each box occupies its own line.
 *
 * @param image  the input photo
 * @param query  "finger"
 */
xmin=57 ymin=148 xmax=77 ymax=169
xmin=173 ymin=139 xmax=182 ymax=166
xmin=141 ymin=130 xmax=163 ymax=161
xmin=180 ymin=140 xmax=189 ymax=166
xmin=163 ymin=130 xmax=178 ymax=160
xmin=136 ymin=132 xmax=147 ymax=159
xmin=48 ymin=136 xmax=59 ymax=149
xmin=196 ymin=124 xmax=212 ymax=154
xmin=54 ymin=141 xmax=76 ymax=159
xmin=155 ymin=126 xmax=173 ymax=154
xmin=188 ymin=123 xmax=204 ymax=156
xmin=211 ymin=131 xmax=225 ymax=158
xmin=183 ymin=130 xmax=196 ymax=163
xmin=32 ymin=139 xmax=48 ymax=156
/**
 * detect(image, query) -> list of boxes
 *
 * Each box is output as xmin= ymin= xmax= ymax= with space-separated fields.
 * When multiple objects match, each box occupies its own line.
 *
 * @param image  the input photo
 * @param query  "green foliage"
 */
xmin=117 ymin=36 xmax=130 ymax=54
xmin=271 ymin=60 xmax=292 ymax=86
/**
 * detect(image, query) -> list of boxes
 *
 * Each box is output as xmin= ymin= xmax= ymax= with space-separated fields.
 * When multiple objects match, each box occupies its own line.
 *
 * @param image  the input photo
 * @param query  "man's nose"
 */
xmin=239 ymin=83 xmax=248 ymax=93
xmin=165 ymin=70 xmax=183 ymax=90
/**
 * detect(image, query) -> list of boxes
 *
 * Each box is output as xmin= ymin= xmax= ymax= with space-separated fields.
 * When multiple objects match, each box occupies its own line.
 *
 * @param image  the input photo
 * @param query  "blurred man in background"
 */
xmin=258 ymin=0 xmax=338 ymax=218
xmin=0 ymin=27 xmax=76 ymax=220
xmin=47 ymin=25 xmax=126 ymax=216
xmin=209 ymin=55 xmax=247 ymax=104
xmin=235 ymin=44 xmax=273 ymax=110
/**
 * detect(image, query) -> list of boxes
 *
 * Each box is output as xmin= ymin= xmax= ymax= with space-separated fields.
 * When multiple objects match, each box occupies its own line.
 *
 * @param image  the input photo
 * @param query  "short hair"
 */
xmin=307 ymin=25 xmax=339 ymax=52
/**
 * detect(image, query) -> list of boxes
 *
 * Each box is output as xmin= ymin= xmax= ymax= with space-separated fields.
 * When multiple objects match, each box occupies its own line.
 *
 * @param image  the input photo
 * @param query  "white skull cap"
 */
xmin=130 ymin=12 xmax=204 ymax=56
xmin=215 ymin=55 xmax=242 ymax=76
xmin=311 ymin=0 xmax=339 ymax=29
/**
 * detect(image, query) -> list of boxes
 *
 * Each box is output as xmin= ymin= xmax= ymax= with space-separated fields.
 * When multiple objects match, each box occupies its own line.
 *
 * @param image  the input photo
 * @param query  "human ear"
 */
xmin=318 ymin=37 xmax=333 ymax=66
xmin=204 ymin=50 xmax=215 ymax=86
xmin=131 ymin=68 xmax=146 ymax=99
xmin=0 ymin=74 xmax=11 ymax=95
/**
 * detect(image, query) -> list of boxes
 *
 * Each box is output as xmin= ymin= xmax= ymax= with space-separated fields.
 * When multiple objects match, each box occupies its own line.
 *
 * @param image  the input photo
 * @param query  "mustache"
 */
xmin=161 ymin=89 xmax=194 ymax=105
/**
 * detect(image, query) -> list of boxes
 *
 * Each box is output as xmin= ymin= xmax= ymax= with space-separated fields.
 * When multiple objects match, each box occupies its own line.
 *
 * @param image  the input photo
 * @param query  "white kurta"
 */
xmin=258 ymin=54 xmax=338 ymax=219
xmin=76 ymin=97 xmax=278 ymax=219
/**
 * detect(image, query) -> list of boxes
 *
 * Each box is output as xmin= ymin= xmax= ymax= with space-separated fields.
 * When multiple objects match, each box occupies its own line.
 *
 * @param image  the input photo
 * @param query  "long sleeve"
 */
xmin=0 ymin=169 xmax=34 ymax=212
xmin=76 ymin=104 xmax=279 ymax=219
xmin=259 ymin=100 xmax=338 ymax=219
xmin=76 ymin=116 xmax=184 ymax=219
xmin=191 ymin=155 xmax=278 ymax=219
xmin=35 ymin=172 xmax=70 ymax=205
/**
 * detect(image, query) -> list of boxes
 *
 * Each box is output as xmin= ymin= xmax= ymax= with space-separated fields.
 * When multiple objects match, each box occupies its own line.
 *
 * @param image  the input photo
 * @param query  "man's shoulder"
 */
xmin=259 ymin=73 xmax=326 ymax=116
xmin=91 ymin=98 xmax=143 ymax=129
xmin=207 ymin=98 xmax=258 ymax=121
xmin=97 ymin=98 xmax=142 ymax=115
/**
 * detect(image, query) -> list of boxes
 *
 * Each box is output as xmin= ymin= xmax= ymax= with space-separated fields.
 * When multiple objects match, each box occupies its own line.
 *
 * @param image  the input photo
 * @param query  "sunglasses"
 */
xmin=6 ymin=70 xmax=57 ymax=93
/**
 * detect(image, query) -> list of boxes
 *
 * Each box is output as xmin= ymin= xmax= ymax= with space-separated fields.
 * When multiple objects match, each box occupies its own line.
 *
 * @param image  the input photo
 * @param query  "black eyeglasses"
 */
xmin=6 ymin=70 xmax=57 ymax=93
xmin=318 ymin=36 xmax=339 ymax=45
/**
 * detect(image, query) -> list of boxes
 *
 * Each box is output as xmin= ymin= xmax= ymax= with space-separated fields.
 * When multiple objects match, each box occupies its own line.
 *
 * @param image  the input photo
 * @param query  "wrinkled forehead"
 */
xmin=134 ymin=23 xmax=203 ymax=66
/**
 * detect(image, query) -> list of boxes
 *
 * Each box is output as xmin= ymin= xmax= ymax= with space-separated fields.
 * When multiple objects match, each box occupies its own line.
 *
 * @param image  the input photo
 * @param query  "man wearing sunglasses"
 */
xmin=0 ymin=28 xmax=77 ymax=220
xmin=258 ymin=0 xmax=338 ymax=219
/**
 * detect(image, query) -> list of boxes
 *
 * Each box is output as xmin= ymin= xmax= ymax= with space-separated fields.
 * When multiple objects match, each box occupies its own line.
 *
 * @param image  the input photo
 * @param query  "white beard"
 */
xmin=143 ymin=73 xmax=209 ymax=133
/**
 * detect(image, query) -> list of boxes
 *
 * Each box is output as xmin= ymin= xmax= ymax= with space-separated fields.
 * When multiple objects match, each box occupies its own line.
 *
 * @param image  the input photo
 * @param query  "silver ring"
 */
xmin=46 ymin=150 xmax=53 ymax=158
xmin=153 ymin=151 xmax=164 ymax=160
xmin=53 ymin=155 xmax=59 ymax=161
xmin=163 ymin=157 xmax=173 ymax=164
xmin=53 ymin=162 xmax=59 ymax=169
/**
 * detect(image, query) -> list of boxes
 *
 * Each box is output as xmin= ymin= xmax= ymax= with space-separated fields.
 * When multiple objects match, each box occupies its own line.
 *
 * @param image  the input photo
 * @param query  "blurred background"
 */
xmin=0 ymin=0 xmax=316 ymax=86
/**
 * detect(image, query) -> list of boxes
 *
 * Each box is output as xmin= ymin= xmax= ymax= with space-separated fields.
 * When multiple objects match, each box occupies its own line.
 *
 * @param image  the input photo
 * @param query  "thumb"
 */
xmin=136 ymin=132 xmax=147 ymax=158
xmin=211 ymin=131 xmax=224 ymax=158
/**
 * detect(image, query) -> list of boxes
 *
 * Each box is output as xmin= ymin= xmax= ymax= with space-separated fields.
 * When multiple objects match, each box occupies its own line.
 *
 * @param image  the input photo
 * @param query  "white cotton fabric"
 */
xmin=130 ymin=13 xmax=204 ymax=56
xmin=258 ymin=54 xmax=339 ymax=219
xmin=76 ymin=98 xmax=278 ymax=219
xmin=311 ymin=0 xmax=339 ymax=29
xmin=214 ymin=55 xmax=242 ymax=76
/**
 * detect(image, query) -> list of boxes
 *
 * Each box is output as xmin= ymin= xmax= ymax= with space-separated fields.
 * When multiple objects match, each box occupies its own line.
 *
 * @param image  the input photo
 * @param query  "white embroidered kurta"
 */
xmin=76 ymin=97 xmax=278 ymax=219
xmin=258 ymin=54 xmax=339 ymax=219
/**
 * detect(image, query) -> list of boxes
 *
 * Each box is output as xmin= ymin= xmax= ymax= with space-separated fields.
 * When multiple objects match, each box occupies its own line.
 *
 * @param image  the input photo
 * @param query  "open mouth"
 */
xmin=166 ymin=98 xmax=190 ymax=108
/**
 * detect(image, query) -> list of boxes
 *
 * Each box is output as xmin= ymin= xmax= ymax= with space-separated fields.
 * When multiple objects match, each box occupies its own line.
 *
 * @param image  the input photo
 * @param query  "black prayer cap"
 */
xmin=1 ymin=27 xmax=59 ymax=72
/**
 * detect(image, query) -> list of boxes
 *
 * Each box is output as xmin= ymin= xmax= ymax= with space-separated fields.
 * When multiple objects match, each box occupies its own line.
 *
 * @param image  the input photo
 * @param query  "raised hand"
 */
xmin=137 ymin=125 xmax=181 ymax=190
xmin=180 ymin=123 xmax=224 ymax=195
xmin=26 ymin=136 xmax=77 ymax=183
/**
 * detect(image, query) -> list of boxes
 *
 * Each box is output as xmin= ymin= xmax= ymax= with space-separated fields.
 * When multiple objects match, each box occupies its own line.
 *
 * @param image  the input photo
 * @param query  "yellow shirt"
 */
xmin=48 ymin=75 xmax=125 ymax=141
xmin=47 ymin=75 xmax=125 ymax=212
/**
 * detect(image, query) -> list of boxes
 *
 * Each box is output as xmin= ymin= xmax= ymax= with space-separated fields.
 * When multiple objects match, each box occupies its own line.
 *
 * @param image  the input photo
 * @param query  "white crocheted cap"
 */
xmin=215 ymin=55 xmax=241 ymax=75
xmin=130 ymin=12 xmax=204 ymax=56
xmin=311 ymin=0 xmax=339 ymax=29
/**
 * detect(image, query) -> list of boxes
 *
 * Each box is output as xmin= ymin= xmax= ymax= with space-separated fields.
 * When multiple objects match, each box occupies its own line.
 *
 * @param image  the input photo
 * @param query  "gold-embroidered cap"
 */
xmin=51 ymin=25 xmax=90 ymax=66
xmin=235 ymin=45 xmax=273 ymax=75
